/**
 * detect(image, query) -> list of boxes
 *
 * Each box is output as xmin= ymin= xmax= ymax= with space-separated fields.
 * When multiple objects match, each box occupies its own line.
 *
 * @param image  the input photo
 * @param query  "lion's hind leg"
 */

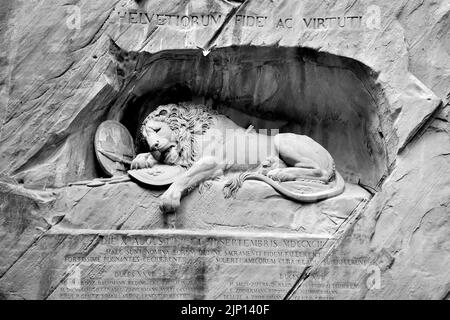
xmin=273 ymin=134 xmax=332 ymax=182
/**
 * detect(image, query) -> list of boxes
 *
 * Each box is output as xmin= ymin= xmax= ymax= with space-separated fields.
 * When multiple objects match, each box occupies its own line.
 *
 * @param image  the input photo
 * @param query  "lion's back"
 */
xmin=210 ymin=114 xmax=243 ymax=131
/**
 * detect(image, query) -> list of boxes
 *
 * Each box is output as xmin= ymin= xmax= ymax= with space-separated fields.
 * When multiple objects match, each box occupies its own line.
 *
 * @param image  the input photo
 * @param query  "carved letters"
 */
xmin=114 ymin=8 xmax=364 ymax=31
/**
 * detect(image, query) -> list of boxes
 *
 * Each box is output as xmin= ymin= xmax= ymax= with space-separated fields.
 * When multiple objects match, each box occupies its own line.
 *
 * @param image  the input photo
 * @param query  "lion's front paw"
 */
xmin=267 ymin=169 xmax=294 ymax=182
xmin=160 ymin=189 xmax=182 ymax=213
xmin=131 ymin=154 xmax=153 ymax=170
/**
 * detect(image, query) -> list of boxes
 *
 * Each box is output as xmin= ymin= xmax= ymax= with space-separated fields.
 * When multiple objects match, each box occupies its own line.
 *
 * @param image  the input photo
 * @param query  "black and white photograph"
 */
xmin=0 ymin=0 xmax=449 ymax=305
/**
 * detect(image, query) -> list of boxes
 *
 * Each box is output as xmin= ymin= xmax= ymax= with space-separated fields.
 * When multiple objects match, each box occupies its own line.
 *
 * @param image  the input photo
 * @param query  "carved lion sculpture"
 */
xmin=131 ymin=102 xmax=345 ymax=213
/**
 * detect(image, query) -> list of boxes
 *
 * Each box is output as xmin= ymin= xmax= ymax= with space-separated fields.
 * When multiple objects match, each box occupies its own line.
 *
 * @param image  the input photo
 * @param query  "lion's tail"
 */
xmin=223 ymin=172 xmax=345 ymax=202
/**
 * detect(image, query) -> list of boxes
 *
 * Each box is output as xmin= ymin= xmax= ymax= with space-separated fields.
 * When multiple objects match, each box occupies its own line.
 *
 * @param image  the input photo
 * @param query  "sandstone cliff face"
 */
xmin=0 ymin=0 xmax=449 ymax=299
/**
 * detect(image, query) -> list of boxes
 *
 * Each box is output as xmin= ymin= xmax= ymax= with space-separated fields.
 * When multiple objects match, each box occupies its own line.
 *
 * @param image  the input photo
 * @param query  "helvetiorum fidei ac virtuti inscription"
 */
xmin=1 ymin=0 xmax=448 ymax=300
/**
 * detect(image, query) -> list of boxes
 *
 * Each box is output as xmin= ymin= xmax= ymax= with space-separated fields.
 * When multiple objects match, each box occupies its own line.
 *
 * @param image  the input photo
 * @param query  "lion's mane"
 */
xmin=140 ymin=102 xmax=215 ymax=167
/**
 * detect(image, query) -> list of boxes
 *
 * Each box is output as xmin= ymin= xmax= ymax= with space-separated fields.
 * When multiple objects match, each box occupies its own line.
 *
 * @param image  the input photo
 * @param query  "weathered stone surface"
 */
xmin=0 ymin=180 xmax=58 ymax=276
xmin=291 ymin=104 xmax=450 ymax=300
xmin=0 ymin=0 xmax=449 ymax=300
xmin=52 ymin=180 xmax=369 ymax=235
xmin=0 ymin=230 xmax=332 ymax=300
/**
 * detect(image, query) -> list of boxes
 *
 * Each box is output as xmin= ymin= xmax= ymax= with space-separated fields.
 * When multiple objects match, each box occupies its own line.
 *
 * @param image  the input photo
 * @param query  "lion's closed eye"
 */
xmin=151 ymin=126 xmax=161 ymax=133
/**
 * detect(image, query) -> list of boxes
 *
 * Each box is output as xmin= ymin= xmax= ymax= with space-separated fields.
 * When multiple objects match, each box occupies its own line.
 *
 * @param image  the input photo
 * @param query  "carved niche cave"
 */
xmin=113 ymin=46 xmax=389 ymax=188
xmin=43 ymin=44 xmax=383 ymax=235
xmin=7 ymin=44 xmax=391 ymax=237
xmin=10 ymin=46 xmax=391 ymax=193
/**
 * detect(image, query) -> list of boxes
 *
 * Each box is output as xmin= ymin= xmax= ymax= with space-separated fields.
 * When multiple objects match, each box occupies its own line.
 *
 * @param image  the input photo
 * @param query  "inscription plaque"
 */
xmin=50 ymin=231 xmax=336 ymax=300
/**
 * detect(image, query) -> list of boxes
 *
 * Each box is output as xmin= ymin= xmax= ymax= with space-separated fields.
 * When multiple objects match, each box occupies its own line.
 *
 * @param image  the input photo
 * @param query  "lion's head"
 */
xmin=140 ymin=102 xmax=215 ymax=167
